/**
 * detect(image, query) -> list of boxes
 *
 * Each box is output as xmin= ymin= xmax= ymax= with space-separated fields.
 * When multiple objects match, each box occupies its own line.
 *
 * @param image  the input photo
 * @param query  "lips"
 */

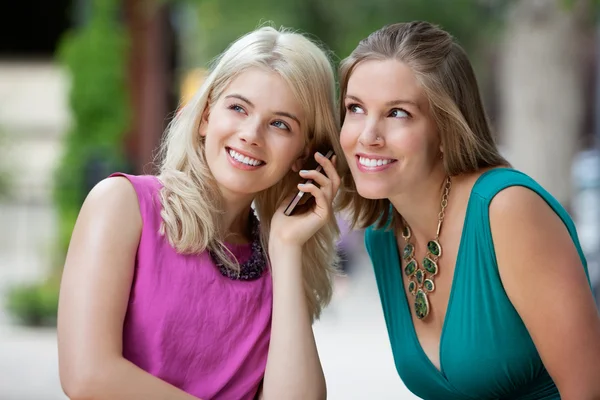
xmin=226 ymin=147 xmax=265 ymax=166
xmin=355 ymin=154 xmax=397 ymax=172
xmin=358 ymin=156 xmax=395 ymax=167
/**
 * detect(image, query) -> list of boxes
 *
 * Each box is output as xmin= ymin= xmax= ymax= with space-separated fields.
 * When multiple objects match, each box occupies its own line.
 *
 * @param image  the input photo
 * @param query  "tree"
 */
xmin=175 ymin=0 xmax=505 ymax=69
xmin=498 ymin=0 xmax=593 ymax=207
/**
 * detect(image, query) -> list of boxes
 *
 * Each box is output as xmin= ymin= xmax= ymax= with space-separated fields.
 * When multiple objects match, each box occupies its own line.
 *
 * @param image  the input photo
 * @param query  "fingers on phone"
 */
xmin=315 ymin=152 xmax=340 ymax=193
xmin=297 ymin=182 xmax=327 ymax=208
xmin=299 ymin=169 xmax=328 ymax=188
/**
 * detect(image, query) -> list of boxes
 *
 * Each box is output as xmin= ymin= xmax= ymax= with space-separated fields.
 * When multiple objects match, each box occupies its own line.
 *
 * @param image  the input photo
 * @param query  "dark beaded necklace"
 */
xmin=208 ymin=210 xmax=267 ymax=281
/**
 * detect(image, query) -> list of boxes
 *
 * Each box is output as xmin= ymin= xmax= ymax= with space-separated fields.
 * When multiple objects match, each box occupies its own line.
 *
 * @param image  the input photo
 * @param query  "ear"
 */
xmin=291 ymin=146 xmax=311 ymax=172
xmin=198 ymin=105 xmax=210 ymax=137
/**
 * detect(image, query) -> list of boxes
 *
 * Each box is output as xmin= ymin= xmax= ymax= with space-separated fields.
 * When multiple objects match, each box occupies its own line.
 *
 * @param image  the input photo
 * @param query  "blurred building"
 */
xmin=0 ymin=2 xmax=73 ymax=294
xmin=0 ymin=1 xmax=71 ymax=202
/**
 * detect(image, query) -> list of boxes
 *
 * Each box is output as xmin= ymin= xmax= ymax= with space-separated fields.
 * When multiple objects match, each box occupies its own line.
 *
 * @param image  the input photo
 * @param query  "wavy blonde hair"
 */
xmin=337 ymin=21 xmax=508 ymax=230
xmin=157 ymin=26 xmax=345 ymax=320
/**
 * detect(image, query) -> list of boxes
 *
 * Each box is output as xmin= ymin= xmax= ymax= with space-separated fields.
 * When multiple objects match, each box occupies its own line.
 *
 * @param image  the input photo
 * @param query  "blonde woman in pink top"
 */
xmin=57 ymin=26 xmax=345 ymax=400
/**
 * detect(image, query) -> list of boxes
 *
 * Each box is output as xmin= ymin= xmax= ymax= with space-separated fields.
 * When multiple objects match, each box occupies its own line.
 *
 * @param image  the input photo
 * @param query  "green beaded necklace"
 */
xmin=401 ymin=176 xmax=451 ymax=320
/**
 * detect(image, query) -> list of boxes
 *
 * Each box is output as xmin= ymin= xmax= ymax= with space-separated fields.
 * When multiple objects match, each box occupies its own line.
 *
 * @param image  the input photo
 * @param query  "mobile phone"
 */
xmin=284 ymin=149 xmax=335 ymax=216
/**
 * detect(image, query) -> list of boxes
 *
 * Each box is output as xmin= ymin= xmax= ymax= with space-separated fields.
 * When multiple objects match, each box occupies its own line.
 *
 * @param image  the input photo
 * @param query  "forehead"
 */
xmin=221 ymin=69 xmax=305 ymax=115
xmin=346 ymin=59 xmax=426 ymax=107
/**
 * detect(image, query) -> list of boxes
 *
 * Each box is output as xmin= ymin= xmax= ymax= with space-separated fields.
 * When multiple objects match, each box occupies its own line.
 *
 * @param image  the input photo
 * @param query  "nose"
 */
xmin=237 ymin=120 xmax=263 ymax=146
xmin=358 ymin=120 xmax=383 ymax=148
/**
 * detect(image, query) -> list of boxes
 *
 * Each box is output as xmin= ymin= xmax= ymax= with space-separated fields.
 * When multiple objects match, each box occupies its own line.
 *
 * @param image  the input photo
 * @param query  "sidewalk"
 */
xmin=0 ymin=325 xmax=66 ymax=400
xmin=314 ymin=249 xmax=419 ymax=400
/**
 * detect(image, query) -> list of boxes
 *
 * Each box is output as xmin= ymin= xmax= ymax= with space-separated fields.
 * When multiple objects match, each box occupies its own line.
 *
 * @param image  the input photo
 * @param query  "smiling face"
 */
xmin=340 ymin=59 xmax=442 ymax=200
xmin=200 ymin=68 xmax=307 ymax=200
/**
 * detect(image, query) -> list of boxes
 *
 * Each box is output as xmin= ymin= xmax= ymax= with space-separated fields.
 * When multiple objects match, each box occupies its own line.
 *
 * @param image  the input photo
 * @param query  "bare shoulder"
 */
xmin=489 ymin=183 xmax=544 ymax=210
xmin=62 ymin=174 xmax=143 ymax=282
xmin=487 ymin=184 xmax=600 ymax=397
xmin=489 ymin=184 xmax=575 ymax=271
xmin=83 ymin=176 xmax=141 ymax=217
xmin=489 ymin=184 xmax=563 ymax=239
xmin=66 ymin=176 xmax=143 ymax=265
xmin=79 ymin=176 xmax=142 ymax=230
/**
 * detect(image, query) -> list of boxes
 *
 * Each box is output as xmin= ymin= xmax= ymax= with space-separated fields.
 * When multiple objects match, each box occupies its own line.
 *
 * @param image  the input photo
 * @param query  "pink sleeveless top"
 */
xmin=111 ymin=173 xmax=273 ymax=400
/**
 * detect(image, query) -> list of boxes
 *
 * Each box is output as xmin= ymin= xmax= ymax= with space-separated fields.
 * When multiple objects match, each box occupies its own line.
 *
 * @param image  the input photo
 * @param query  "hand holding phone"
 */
xmin=284 ymin=150 xmax=335 ymax=216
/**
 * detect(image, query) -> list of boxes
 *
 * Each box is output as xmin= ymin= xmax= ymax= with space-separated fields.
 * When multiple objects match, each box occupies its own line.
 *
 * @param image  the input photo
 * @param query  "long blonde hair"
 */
xmin=337 ymin=21 xmax=508 ymax=230
xmin=158 ymin=26 xmax=345 ymax=320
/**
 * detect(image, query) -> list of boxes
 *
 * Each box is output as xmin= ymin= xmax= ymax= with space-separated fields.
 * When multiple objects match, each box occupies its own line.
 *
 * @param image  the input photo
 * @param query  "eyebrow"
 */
xmin=345 ymin=94 xmax=420 ymax=109
xmin=225 ymin=94 xmax=254 ymax=106
xmin=273 ymin=111 xmax=301 ymax=127
xmin=225 ymin=93 xmax=302 ymax=127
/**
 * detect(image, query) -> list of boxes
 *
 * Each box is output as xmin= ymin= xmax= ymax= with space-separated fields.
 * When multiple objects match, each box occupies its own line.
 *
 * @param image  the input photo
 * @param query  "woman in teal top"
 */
xmin=336 ymin=21 xmax=600 ymax=399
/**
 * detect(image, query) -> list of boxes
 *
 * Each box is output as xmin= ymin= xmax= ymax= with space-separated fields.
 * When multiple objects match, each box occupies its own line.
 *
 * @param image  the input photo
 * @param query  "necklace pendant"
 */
xmin=423 ymin=256 xmax=439 ymax=275
xmin=415 ymin=269 xmax=424 ymax=285
xmin=424 ymin=279 xmax=435 ymax=292
xmin=402 ymin=243 xmax=415 ymax=260
xmin=408 ymin=280 xmax=417 ymax=295
xmin=404 ymin=259 xmax=417 ymax=277
xmin=414 ymin=289 xmax=430 ymax=319
xmin=427 ymin=240 xmax=442 ymax=257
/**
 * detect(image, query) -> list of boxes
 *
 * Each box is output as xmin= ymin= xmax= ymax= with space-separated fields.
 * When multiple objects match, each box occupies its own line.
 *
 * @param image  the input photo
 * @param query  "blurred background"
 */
xmin=1 ymin=0 xmax=600 ymax=399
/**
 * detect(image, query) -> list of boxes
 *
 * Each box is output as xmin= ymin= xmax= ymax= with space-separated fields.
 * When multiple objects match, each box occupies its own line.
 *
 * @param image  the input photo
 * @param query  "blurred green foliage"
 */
xmin=6 ymin=280 xmax=60 ymax=327
xmin=175 ymin=0 xmax=508 ymax=69
xmin=54 ymin=0 xmax=131 ymax=257
xmin=562 ymin=0 xmax=600 ymax=11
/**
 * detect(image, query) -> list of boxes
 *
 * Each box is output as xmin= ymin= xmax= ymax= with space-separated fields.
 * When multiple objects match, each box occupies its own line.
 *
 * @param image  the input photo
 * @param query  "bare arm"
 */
xmin=57 ymin=177 xmax=199 ymax=400
xmin=261 ymin=243 xmax=326 ymax=400
xmin=261 ymin=153 xmax=339 ymax=400
xmin=491 ymin=186 xmax=600 ymax=400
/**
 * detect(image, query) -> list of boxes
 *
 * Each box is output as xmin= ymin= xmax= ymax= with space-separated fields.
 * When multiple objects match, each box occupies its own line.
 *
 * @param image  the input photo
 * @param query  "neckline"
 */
xmin=386 ymin=168 xmax=505 ymax=381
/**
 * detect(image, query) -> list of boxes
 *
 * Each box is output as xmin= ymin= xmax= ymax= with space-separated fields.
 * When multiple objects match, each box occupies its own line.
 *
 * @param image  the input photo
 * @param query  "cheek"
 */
xmin=417 ymin=123 xmax=441 ymax=159
xmin=387 ymin=120 xmax=435 ymax=157
xmin=393 ymin=133 xmax=423 ymax=155
xmin=205 ymin=109 xmax=238 ymax=138
xmin=273 ymin=137 xmax=305 ymax=167
xmin=340 ymin=123 xmax=359 ymax=154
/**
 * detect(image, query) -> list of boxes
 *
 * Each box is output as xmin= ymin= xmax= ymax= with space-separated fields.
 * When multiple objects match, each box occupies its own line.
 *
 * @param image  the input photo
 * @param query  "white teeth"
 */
xmin=359 ymin=156 xmax=393 ymax=167
xmin=228 ymin=149 xmax=262 ymax=166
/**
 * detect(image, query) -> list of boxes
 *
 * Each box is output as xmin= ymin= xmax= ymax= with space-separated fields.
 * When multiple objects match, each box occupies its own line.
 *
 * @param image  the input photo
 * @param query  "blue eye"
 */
xmin=347 ymin=104 xmax=364 ymax=114
xmin=272 ymin=120 xmax=290 ymax=131
xmin=390 ymin=108 xmax=409 ymax=118
xmin=228 ymin=104 xmax=246 ymax=114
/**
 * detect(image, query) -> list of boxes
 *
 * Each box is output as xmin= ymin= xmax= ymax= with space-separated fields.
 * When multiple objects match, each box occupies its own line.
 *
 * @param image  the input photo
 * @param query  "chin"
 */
xmin=221 ymin=178 xmax=266 ymax=195
xmin=211 ymin=172 xmax=254 ymax=195
xmin=355 ymin=185 xmax=389 ymax=200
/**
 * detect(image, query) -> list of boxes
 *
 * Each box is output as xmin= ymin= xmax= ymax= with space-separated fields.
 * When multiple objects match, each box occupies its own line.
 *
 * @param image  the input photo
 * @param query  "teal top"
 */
xmin=365 ymin=168 xmax=590 ymax=400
